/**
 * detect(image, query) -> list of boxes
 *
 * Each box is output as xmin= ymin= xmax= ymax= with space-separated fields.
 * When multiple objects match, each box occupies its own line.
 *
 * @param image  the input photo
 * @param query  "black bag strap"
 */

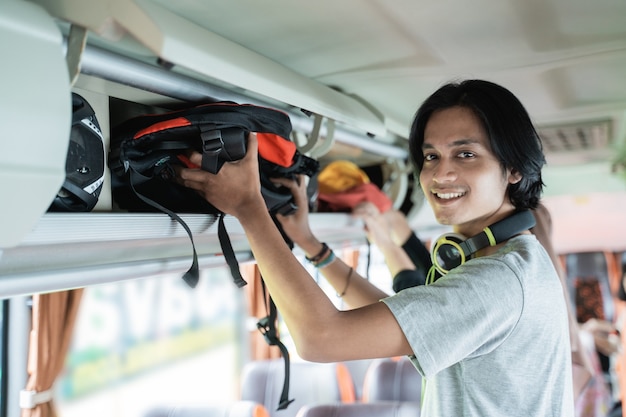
xmin=58 ymin=179 xmax=99 ymax=211
xmin=200 ymin=126 xmax=224 ymax=174
xmin=127 ymin=166 xmax=248 ymax=289
xmin=128 ymin=167 xmax=201 ymax=288
xmin=199 ymin=125 xmax=248 ymax=174
xmin=256 ymin=281 xmax=294 ymax=411
xmin=252 ymin=214 xmax=296 ymax=411
xmin=217 ymin=213 xmax=247 ymax=288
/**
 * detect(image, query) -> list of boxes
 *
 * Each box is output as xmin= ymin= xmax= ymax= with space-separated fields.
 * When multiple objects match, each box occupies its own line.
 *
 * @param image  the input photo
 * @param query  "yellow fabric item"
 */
xmin=318 ymin=160 xmax=370 ymax=194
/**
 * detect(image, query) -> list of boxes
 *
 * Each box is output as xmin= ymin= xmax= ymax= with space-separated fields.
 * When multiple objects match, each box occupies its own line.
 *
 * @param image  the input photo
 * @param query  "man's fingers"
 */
xmin=180 ymin=176 xmax=203 ymax=190
xmin=584 ymin=318 xmax=617 ymax=335
xmin=271 ymin=175 xmax=300 ymax=190
xmin=245 ymin=132 xmax=258 ymax=161
xmin=178 ymin=164 xmax=204 ymax=181
xmin=188 ymin=151 xmax=203 ymax=167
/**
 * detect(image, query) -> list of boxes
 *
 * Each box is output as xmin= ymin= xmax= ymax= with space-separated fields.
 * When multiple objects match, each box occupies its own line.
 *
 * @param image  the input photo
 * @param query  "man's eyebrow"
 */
xmin=422 ymin=138 xmax=481 ymax=150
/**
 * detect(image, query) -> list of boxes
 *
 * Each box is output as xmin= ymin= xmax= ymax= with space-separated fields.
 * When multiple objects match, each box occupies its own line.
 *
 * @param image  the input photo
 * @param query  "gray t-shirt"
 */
xmin=382 ymin=235 xmax=573 ymax=417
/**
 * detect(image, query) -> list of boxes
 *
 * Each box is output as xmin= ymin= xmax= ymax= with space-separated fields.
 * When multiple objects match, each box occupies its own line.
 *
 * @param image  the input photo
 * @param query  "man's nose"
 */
xmin=432 ymin=159 xmax=457 ymax=183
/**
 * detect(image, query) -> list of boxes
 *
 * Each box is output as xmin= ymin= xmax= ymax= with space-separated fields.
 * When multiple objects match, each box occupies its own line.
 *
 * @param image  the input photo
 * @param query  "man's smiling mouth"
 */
xmin=434 ymin=191 xmax=466 ymax=200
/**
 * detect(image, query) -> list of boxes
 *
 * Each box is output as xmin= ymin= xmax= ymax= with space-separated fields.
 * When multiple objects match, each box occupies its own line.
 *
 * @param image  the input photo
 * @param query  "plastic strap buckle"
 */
xmin=200 ymin=126 xmax=224 ymax=174
xmin=256 ymin=316 xmax=278 ymax=345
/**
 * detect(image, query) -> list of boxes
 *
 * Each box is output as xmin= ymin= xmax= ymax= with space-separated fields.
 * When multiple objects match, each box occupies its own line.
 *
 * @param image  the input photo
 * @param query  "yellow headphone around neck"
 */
xmin=427 ymin=210 xmax=536 ymax=284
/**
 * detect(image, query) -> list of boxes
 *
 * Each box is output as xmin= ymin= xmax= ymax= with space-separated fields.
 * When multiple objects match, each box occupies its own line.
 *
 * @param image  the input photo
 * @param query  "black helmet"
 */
xmin=49 ymin=93 xmax=105 ymax=212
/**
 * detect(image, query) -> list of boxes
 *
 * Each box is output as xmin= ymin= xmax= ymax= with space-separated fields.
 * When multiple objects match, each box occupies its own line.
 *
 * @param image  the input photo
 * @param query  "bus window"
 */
xmin=55 ymin=266 xmax=247 ymax=417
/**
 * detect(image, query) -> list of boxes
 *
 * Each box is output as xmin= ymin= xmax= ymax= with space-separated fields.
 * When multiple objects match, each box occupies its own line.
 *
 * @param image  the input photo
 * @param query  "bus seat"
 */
xmin=240 ymin=359 xmax=356 ymax=417
xmin=361 ymin=357 xmax=422 ymax=403
xmin=142 ymin=401 xmax=270 ymax=417
xmin=294 ymin=401 xmax=422 ymax=417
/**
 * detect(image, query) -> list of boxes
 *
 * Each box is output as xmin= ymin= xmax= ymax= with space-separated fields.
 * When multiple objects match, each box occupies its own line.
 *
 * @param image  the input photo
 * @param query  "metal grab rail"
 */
xmin=78 ymin=41 xmax=409 ymax=159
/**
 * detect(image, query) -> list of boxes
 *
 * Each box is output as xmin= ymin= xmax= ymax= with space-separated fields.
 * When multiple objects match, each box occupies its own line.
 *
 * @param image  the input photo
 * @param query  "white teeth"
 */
xmin=435 ymin=192 xmax=465 ymax=199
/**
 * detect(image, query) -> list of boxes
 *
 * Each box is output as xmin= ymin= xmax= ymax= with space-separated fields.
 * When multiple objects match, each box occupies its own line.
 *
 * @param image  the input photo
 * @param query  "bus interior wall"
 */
xmin=2 ymin=1 xmax=626 ymax=417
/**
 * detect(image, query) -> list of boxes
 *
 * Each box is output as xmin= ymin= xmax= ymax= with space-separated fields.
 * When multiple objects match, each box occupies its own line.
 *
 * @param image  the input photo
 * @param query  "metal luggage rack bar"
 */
xmin=78 ymin=41 xmax=408 ymax=160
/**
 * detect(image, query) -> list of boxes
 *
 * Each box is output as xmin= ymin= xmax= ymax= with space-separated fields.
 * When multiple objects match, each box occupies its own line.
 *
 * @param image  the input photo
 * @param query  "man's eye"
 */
xmin=458 ymin=151 xmax=475 ymax=158
xmin=424 ymin=153 xmax=437 ymax=161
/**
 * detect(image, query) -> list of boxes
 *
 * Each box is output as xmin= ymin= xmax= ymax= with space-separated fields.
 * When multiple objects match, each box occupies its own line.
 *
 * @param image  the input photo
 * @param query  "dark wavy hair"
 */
xmin=408 ymin=79 xmax=545 ymax=210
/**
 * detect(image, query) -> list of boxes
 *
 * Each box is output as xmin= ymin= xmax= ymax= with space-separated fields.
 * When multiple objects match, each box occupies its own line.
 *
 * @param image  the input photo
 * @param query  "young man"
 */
xmin=179 ymin=80 xmax=574 ymax=416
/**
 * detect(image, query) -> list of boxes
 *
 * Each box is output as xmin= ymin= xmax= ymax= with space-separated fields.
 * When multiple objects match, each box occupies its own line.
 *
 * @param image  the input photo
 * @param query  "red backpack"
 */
xmin=109 ymin=102 xmax=315 ymax=410
xmin=109 ymin=102 xmax=319 ymax=287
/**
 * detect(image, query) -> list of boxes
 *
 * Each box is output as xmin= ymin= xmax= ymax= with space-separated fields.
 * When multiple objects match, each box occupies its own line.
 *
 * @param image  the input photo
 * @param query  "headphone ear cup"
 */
xmin=431 ymin=233 xmax=467 ymax=276
xmin=429 ymin=210 xmax=536 ymax=280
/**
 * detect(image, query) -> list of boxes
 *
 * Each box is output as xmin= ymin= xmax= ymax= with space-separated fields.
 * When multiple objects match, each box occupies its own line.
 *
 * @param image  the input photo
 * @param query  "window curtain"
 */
xmin=20 ymin=289 xmax=84 ymax=417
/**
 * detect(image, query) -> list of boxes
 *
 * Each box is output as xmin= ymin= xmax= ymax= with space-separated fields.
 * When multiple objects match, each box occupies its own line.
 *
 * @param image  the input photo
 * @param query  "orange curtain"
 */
xmin=339 ymin=248 xmax=360 ymax=271
xmin=21 ymin=289 xmax=84 ymax=417
xmin=241 ymin=263 xmax=282 ymax=360
xmin=605 ymin=251 xmax=621 ymax=297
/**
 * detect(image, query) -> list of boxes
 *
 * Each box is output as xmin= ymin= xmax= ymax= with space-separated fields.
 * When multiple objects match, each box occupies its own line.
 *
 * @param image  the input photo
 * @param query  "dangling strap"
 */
xmin=59 ymin=179 xmax=98 ymax=210
xmin=127 ymin=166 xmax=248 ymax=289
xmin=256 ymin=281 xmax=294 ymax=411
xmin=217 ymin=213 xmax=248 ymax=288
xmin=129 ymin=167 xmax=200 ymax=288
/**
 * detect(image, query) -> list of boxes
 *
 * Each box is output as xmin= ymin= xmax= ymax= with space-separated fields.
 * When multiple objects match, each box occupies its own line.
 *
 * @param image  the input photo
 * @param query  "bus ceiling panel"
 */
xmin=129 ymin=0 xmax=389 ymax=137
xmin=0 ymin=0 xmax=71 ymax=249
xmin=29 ymin=0 xmax=390 ymax=138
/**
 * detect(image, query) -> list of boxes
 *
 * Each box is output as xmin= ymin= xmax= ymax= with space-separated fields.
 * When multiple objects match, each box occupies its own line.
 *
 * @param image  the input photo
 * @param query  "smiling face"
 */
xmin=419 ymin=106 xmax=521 ymax=237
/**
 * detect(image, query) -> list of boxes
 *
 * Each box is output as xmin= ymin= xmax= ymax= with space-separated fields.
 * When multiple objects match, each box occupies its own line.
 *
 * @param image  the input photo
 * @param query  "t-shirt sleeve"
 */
xmin=381 ymin=257 xmax=524 ymax=377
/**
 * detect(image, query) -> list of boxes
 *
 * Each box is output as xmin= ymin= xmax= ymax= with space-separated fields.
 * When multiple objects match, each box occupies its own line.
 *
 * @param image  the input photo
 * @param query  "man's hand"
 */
xmin=178 ymin=133 xmax=266 ymax=218
xmin=273 ymin=174 xmax=316 ymax=245
xmin=581 ymin=318 xmax=622 ymax=356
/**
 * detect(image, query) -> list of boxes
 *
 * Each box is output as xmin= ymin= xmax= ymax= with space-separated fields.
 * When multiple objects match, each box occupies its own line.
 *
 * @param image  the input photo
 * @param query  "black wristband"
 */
xmin=401 ymin=232 xmax=432 ymax=272
xmin=393 ymin=269 xmax=427 ymax=292
xmin=305 ymin=242 xmax=329 ymax=263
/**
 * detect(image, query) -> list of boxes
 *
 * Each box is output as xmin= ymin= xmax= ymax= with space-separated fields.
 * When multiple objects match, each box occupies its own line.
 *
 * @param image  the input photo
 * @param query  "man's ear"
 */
xmin=508 ymin=168 xmax=522 ymax=184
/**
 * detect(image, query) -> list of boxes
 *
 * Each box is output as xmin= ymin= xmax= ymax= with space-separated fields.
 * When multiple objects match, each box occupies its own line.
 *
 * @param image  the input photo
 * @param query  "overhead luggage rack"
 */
xmin=77 ymin=41 xmax=408 ymax=160
xmin=57 ymin=0 xmax=413 ymax=165
xmin=0 ymin=213 xmax=366 ymax=298
xmin=1 ymin=0 xmax=406 ymax=298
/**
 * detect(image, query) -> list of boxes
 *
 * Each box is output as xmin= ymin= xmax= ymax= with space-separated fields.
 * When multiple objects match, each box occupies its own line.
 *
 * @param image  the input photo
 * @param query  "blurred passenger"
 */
xmin=352 ymin=201 xmax=431 ymax=291
xmin=532 ymin=203 xmax=617 ymax=417
xmin=315 ymin=160 xmax=431 ymax=291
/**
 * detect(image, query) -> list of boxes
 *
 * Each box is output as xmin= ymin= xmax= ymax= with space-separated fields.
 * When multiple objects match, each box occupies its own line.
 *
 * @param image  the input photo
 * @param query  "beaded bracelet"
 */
xmin=314 ymin=249 xmax=336 ymax=268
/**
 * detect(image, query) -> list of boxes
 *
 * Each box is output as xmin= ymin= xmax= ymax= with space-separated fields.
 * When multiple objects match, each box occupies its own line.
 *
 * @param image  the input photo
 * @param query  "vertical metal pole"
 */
xmin=6 ymin=296 xmax=31 ymax=417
